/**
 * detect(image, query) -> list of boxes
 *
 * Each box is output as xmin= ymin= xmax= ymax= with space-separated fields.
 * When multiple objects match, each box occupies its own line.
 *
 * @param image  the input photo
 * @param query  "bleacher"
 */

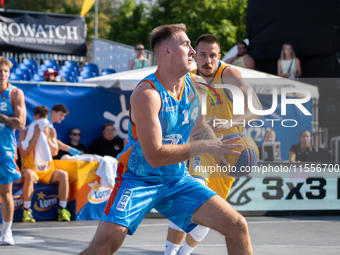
xmin=6 ymin=57 xmax=116 ymax=83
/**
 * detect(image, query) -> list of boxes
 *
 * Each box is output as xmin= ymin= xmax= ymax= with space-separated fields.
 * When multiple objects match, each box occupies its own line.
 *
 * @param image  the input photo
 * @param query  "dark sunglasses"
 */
xmin=136 ymin=48 xmax=144 ymax=51
xmin=71 ymin=133 xmax=81 ymax=136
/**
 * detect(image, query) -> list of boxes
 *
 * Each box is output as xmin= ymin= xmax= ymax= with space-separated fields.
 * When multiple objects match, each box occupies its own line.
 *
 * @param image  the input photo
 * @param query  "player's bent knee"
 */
xmin=189 ymin=225 xmax=209 ymax=242
xmin=24 ymin=170 xmax=35 ymax=181
xmin=223 ymin=214 xmax=249 ymax=239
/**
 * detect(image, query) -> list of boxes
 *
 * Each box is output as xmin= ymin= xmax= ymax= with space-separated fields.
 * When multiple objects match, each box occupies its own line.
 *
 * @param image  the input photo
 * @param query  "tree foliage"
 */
xmin=8 ymin=0 xmax=247 ymax=53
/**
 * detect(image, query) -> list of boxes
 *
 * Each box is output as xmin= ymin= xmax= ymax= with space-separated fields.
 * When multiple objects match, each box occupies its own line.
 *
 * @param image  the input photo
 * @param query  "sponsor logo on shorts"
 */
xmin=193 ymin=156 xmax=201 ymax=170
xmin=5 ymin=151 xmax=13 ymax=157
xmin=88 ymin=181 xmax=112 ymax=204
xmin=116 ymin=189 xmax=133 ymax=212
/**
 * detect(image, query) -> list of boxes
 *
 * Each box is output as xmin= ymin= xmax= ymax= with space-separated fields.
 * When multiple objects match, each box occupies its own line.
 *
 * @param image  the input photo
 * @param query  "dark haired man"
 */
xmin=88 ymin=123 xmax=124 ymax=158
xmin=50 ymin=103 xmax=82 ymax=157
xmin=79 ymin=24 xmax=253 ymax=255
xmin=225 ymin=41 xmax=255 ymax=69
xmin=165 ymin=34 xmax=262 ymax=255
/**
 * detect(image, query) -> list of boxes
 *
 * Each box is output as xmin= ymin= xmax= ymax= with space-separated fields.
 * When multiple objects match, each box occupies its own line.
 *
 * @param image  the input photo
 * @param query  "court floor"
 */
xmin=1 ymin=215 xmax=340 ymax=255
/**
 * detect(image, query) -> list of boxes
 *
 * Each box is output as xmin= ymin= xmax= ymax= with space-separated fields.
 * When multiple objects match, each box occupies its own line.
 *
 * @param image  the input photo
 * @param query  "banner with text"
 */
xmin=0 ymin=10 xmax=86 ymax=56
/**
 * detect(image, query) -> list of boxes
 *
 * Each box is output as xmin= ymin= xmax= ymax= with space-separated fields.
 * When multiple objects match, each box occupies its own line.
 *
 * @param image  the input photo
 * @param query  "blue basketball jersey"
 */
xmin=0 ymin=84 xmax=17 ymax=161
xmin=118 ymin=71 xmax=200 ymax=182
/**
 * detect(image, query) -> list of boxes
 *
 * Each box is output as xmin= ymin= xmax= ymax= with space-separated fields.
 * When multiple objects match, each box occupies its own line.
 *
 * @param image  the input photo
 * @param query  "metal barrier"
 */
xmin=90 ymin=37 xmax=156 ymax=73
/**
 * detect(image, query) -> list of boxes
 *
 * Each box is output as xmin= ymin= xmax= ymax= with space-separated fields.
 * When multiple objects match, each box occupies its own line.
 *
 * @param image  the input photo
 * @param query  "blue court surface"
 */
xmin=1 ymin=215 xmax=339 ymax=255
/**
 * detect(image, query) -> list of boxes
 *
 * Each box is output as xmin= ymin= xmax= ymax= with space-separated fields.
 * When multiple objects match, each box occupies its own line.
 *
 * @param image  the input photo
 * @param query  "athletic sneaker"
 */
xmin=58 ymin=208 xmax=71 ymax=221
xmin=2 ymin=233 xmax=15 ymax=245
xmin=22 ymin=208 xmax=36 ymax=223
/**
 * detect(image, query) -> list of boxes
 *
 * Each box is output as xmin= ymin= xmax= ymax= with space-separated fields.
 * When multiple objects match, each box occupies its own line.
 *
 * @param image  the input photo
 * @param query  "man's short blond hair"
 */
xmin=0 ymin=57 xmax=13 ymax=69
xmin=150 ymin=23 xmax=187 ymax=53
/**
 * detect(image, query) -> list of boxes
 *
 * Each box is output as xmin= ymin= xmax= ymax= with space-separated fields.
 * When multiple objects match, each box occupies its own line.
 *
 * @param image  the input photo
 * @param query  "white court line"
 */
xmin=12 ymin=220 xmax=339 ymax=231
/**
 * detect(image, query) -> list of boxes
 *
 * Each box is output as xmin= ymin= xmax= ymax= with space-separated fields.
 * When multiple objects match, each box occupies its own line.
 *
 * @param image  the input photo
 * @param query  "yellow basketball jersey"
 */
xmin=190 ymin=62 xmax=242 ymax=199
xmin=191 ymin=62 xmax=243 ymax=136
xmin=21 ymin=126 xmax=55 ymax=171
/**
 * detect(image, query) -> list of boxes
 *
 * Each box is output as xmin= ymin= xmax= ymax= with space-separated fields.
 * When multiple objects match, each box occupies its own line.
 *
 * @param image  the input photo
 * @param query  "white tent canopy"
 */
xmin=84 ymin=62 xmax=319 ymax=99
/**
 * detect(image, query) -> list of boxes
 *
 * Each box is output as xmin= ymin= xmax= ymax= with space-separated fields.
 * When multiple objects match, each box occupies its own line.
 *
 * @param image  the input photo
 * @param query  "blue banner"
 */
xmin=13 ymin=82 xmax=132 ymax=149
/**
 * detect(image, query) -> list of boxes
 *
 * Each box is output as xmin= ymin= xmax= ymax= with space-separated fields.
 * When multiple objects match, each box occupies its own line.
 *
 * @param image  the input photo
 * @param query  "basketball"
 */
xmin=222 ymin=133 xmax=259 ymax=177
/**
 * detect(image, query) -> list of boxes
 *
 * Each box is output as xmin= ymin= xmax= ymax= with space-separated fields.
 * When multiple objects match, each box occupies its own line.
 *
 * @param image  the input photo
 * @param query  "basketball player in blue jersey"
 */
xmin=0 ymin=57 xmax=26 ymax=245
xmin=165 ymin=34 xmax=262 ymax=255
xmin=79 ymin=24 xmax=253 ymax=255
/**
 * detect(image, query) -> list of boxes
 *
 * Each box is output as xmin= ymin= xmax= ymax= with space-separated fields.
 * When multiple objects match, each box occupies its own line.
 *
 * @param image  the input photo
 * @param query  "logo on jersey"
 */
xmin=163 ymin=134 xmax=183 ymax=145
xmin=88 ymin=181 xmax=112 ymax=204
xmin=2 ymin=95 xmax=7 ymax=100
xmin=33 ymin=191 xmax=58 ymax=211
xmin=116 ymin=189 xmax=133 ymax=211
xmin=187 ymin=94 xmax=195 ymax=104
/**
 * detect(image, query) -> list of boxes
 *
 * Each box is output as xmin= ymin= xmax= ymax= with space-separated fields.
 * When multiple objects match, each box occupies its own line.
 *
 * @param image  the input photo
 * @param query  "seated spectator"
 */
xmin=289 ymin=130 xmax=315 ymax=162
xmin=43 ymin=68 xmax=66 ymax=82
xmin=88 ymin=123 xmax=124 ymax=158
xmin=50 ymin=103 xmax=81 ymax=157
xmin=277 ymin=43 xmax=302 ymax=80
xmin=54 ymin=128 xmax=87 ymax=159
xmin=128 ymin=44 xmax=149 ymax=70
xmin=224 ymin=41 xmax=255 ymax=69
xmin=258 ymin=128 xmax=276 ymax=160
xmin=19 ymin=105 xmax=72 ymax=223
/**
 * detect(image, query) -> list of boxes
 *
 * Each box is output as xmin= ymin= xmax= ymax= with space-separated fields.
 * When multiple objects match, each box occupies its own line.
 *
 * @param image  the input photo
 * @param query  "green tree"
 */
xmin=108 ymin=0 xmax=150 ymax=48
xmin=147 ymin=0 xmax=247 ymax=54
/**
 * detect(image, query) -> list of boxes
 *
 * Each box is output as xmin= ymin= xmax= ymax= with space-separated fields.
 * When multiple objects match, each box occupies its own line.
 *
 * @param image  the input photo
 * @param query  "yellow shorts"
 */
xmin=188 ymin=153 xmax=234 ymax=200
xmin=23 ymin=168 xmax=56 ymax=184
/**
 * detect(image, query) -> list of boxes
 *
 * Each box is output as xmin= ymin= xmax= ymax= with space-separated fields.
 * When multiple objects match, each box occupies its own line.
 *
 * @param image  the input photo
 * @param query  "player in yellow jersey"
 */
xmin=164 ymin=34 xmax=262 ymax=255
xmin=19 ymin=105 xmax=71 ymax=223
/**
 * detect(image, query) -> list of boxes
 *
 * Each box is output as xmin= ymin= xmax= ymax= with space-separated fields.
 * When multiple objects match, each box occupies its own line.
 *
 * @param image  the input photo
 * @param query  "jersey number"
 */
xmin=182 ymin=107 xmax=199 ymax=125
xmin=0 ymin=102 xmax=7 ymax=112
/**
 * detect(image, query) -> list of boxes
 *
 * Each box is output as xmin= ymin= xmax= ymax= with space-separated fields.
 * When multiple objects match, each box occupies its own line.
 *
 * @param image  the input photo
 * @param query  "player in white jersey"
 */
xmin=0 ymin=57 xmax=26 ymax=245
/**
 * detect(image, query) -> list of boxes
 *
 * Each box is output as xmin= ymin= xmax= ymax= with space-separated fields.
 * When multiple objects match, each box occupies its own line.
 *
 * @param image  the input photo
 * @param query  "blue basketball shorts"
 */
xmin=0 ymin=160 xmax=21 ymax=185
xmin=102 ymin=172 xmax=217 ymax=235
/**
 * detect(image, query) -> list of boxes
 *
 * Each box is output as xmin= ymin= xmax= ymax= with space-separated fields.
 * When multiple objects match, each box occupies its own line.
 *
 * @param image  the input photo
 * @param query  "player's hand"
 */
xmin=207 ymin=134 xmax=242 ymax=166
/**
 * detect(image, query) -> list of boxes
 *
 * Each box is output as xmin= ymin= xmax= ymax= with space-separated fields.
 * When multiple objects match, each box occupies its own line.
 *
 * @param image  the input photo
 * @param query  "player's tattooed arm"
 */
xmin=0 ymin=113 xmax=21 ymax=129
xmin=191 ymin=125 xmax=216 ymax=141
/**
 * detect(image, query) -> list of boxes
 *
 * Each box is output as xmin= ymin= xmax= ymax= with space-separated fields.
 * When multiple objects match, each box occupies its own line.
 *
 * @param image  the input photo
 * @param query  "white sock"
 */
xmin=1 ymin=221 xmax=12 ymax=236
xmin=59 ymin=201 xmax=67 ymax=209
xmin=164 ymin=240 xmax=180 ymax=255
xmin=24 ymin=201 xmax=31 ymax=209
xmin=178 ymin=240 xmax=195 ymax=255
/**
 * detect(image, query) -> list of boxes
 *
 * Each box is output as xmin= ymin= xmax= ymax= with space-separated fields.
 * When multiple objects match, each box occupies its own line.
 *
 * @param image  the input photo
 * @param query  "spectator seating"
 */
xmin=80 ymin=69 xmax=97 ymax=79
xmin=6 ymin=57 xmax=18 ymax=72
xmin=77 ymin=76 xmax=84 ymax=83
xmin=64 ymin=61 xmax=80 ymax=76
xmin=83 ymin=63 xmax=99 ymax=76
xmin=19 ymin=63 xmax=34 ymax=80
xmin=59 ymin=70 xmax=75 ymax=83
xmin=23 ymin=59 xmax=38 ymax=73
xmin=61 ymin=66 xmax=78 ymax=82
xmin=14 ymin=68 xmax=29 ymax=81
xmin=32 ymin=74 xmax=45 ymax=82
xmin=101 ymin=68 xmax=116 ymax=76
xmin=44 ymin=60 xmax=60 ymax=71
xmin=9 ymin=72 xmax=23 ymax=81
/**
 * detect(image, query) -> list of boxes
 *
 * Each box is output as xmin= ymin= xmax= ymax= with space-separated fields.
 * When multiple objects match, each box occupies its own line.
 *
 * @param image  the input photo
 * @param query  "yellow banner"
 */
xmin=80 ymin=0 xmax=96 ymax=16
